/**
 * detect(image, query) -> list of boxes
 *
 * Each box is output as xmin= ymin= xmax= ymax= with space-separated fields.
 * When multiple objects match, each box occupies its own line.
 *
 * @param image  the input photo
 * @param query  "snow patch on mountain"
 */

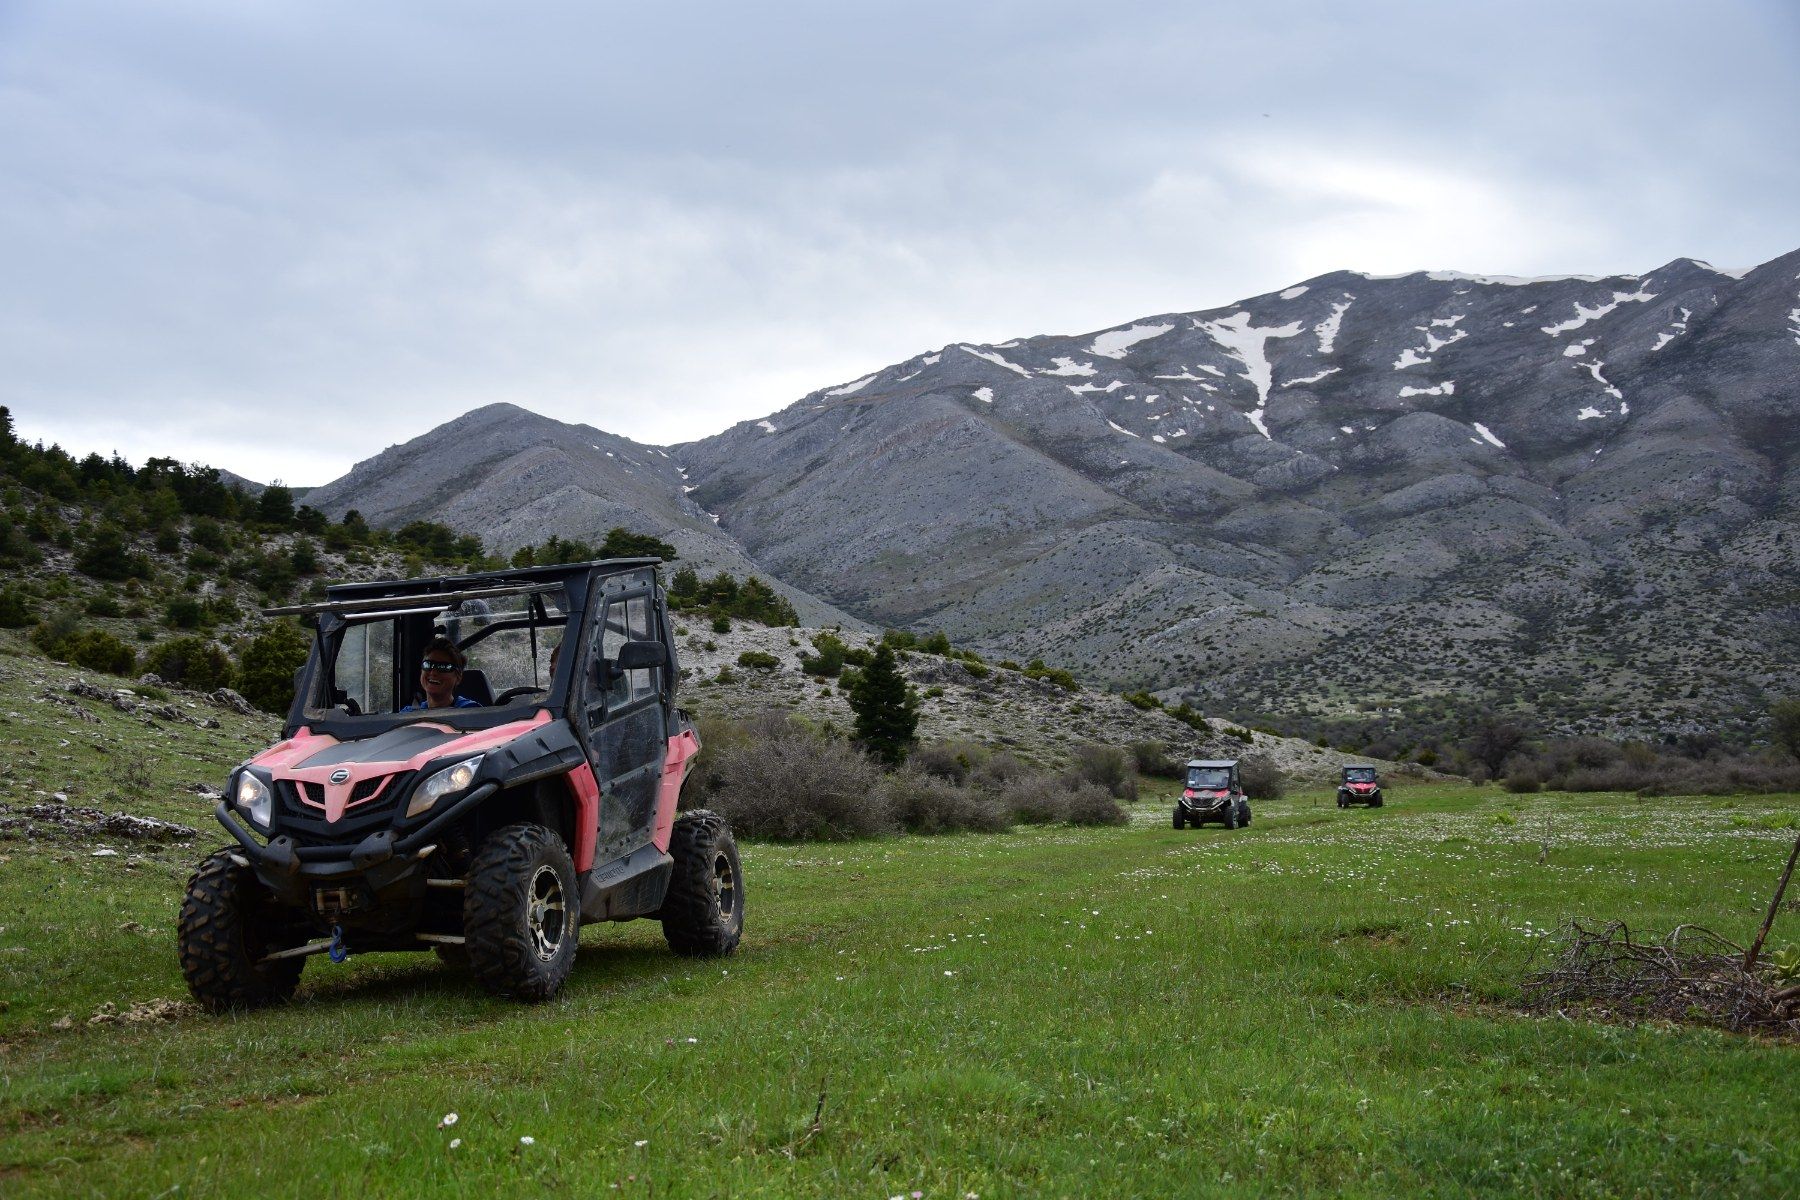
xmin=1195 ymin=313 xmax=1301 ymax=401
xmin=1359 ymin=269 xmax=1607 ymax=286
xmin=1473 ymin=422 xmax=1506 ymax=448
xmin=1044 ymin=357 xmax=1098 ymax=377
xmin=1107 ymin=420 xmax=1140 ymax=438
xmin=757 ymin=420 xmax=777 ymax=433
xmin=1400 ymin=381 xmax=1456 ymax=397
xmin=1581 ymin=359 xmax=1624 ymax=401
xmin=827 ymin=374 xmax=877 ymax=397
xmin=958 ymin=345 xmax=1031 ymax=376
xmin=1280 ymin=286 xmax=1309 ymax=299
xmin=1090 ymin=322 xmax=1175 ymax=359
xmin=973 ymin=387 xmax=994 ymax=403
xmin=1652 ymin=307 xmax=1693 ymax=352
xmin=1316 ymin=297 xmax=1353 ymax=353
xmin=1067 ymin=380 xmax=1126 ymax=397
xmin=1194 ymin=311 xmax=1303 ymax=441
xmin=1284 ymin=367 xmax=1340 ymax=388
xmin=1392 ymin=318 xmax=1468 ymax=370
xmin=1540 ymin=287 xmax=1658 ymax=336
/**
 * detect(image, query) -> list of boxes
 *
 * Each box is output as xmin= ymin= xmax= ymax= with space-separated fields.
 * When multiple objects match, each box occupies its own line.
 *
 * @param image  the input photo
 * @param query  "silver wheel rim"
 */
xmin=526 ymin=864 xmax=567 ymax=961
xmin=713 ymin=851 xmax=737 ymax=919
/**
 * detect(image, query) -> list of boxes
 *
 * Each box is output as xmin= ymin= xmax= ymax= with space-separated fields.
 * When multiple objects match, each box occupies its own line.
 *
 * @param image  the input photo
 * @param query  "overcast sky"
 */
xmin=3 ymin=1 xmax=1797 ymax=485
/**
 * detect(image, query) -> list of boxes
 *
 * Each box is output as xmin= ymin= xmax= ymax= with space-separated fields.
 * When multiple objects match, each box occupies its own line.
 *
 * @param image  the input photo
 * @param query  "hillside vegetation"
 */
xmin=0 ymin=410 xmax=795 ymax=713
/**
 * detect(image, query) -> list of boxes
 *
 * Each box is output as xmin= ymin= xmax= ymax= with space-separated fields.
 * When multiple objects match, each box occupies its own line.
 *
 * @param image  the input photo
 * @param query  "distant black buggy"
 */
xmin=1337 ymin=765 xmax=1383 ymax=808
xmin=178 ymin=558 xmax=742 ymax=1009
xmin=1174 ymin=759 xmax=1251 ymax=830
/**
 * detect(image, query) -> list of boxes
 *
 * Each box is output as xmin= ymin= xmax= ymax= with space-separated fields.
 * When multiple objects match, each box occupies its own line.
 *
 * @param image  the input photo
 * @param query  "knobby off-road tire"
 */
xmin=1172 ymin=808 xmax=1186 ymax=830
xmin=661 ymin=810 xmax=744 ymax=957
xmin=463 ymin=823 xmax=579 ymax=1002
xmin=1223 ymin=804 xmax=1241 ymax=831
xmin=178 ymin=849 xmax=304 ymax=1012
xmin=1238 ymin=801 xmax=1253 ymax=827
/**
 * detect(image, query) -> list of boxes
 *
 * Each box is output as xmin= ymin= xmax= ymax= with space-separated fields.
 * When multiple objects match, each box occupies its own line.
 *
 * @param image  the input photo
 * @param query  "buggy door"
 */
xmin=579 ymin=587 xmax=667 ymax=861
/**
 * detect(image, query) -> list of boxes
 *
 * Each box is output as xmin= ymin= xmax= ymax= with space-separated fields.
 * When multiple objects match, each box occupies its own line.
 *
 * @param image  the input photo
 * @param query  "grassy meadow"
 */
xmin=1 ymin=650 xmax=1798 ymax=1197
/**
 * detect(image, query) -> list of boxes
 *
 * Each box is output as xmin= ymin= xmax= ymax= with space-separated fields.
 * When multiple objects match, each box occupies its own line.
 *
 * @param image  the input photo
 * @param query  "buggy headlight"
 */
xmin=407 ymin=755 xmax=484 ymax=819
xmin=235 ymin=772 xmax=273 ymax=830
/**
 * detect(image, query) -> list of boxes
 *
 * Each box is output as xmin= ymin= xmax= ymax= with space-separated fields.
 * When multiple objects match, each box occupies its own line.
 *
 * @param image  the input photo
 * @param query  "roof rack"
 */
xmin=262 ymin=580 xmax=566 ymax=619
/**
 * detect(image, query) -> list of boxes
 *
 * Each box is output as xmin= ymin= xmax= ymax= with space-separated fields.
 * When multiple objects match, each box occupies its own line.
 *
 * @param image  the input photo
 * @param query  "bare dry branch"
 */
xmin=1523 ymin=921 xmax=1799 ymax=1038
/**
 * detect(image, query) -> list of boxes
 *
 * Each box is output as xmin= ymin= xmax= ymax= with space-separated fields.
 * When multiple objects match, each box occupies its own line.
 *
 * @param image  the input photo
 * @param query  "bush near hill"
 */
xmin=667 ymin=567 xmax=799 ymax=627
xmin=686 ymin=712 xmax=1129 ymax=840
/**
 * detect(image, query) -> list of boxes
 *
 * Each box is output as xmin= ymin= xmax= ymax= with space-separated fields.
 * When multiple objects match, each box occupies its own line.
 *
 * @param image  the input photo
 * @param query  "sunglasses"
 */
xmin=420 ymin=660 xmax=462 ymax=674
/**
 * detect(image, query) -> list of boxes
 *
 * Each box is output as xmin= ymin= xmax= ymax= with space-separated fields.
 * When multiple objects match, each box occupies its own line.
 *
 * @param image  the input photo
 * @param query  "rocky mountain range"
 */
xmin=298 ymin=248 xmax=1800 ymax=739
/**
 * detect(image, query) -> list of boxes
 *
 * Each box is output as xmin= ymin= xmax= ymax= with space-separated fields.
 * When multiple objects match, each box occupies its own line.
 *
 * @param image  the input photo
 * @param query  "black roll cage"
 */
xmin=281 ymin=559 xmax=662 ymax=739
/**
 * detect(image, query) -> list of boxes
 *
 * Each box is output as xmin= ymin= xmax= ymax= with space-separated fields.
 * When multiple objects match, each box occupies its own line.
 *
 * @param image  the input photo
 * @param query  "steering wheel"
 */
xmin=493 ymin=686 xmax=548 ymax=705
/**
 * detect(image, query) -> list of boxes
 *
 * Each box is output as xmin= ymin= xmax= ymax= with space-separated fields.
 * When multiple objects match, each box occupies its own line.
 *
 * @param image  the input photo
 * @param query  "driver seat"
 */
xmin=456 ymin=668 xmax=494 ymax=706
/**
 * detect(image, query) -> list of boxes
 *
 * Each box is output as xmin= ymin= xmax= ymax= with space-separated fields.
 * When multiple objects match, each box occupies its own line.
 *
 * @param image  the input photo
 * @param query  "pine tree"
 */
xmin=256 ymin=484 xmax=295 ymax=528
xmin=238 ymin=622 xmax=312 ymax=713
xmin=847 ymin=642 xmax=918 ymax=766
xmin=1771 ymin=698 xmax=1800 ymax=761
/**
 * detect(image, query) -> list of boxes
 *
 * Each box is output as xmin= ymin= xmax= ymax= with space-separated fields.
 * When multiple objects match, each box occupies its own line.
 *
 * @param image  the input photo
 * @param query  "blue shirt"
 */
xmin=400 ymin=696 xmax=484 ymax=712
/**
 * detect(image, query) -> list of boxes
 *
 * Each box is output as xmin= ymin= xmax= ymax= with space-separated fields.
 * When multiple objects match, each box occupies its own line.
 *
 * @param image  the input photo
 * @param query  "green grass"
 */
xmin=2 ymin=653 xmax=1798 ymax=1195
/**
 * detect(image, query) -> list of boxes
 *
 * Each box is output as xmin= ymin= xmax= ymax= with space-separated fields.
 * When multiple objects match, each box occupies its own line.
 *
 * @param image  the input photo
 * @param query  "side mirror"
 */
xmin=613 ymin=639 xmax=667 ymax=672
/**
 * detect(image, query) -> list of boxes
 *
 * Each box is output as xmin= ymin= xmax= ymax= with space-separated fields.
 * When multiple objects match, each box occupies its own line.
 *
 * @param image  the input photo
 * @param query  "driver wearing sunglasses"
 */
xmin=400 ymin=635 xmax=484 ymax=711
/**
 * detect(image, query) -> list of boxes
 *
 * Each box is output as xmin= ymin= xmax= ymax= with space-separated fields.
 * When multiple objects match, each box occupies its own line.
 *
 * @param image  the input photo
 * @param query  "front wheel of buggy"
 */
xmin=661 ymin=810 xmax=744 ymax=957
xmin=1172 ymin=808 xmax=1185 ymax=830
xmin=463 ymin=824 xmax=579 ymax=1002
xmin=177 ymin=850 xmax=304 ymax=1012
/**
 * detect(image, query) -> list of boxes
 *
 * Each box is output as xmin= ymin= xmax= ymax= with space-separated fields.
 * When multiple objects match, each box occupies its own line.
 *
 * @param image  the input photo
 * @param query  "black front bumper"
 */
xmin=214 ymin=780 xmax=498 ymax=922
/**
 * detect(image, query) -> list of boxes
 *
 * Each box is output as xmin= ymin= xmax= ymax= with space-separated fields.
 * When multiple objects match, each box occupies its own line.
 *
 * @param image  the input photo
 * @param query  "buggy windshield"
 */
xmin=306 ymin=589 xmax=572 ymax=719
xmin=1187 ymin=767 xmax=1231 ymax=789
xmin=1344 ymin=768 xmax=1377 ymax=783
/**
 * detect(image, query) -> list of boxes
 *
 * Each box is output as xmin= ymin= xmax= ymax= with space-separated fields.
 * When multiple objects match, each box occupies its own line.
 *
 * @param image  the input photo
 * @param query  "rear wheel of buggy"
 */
xmin=661 ymin=810 xmax=744 ymax=957
xmin=178 ymin=850 xmax=305 ymax=1012
xmin=463 ymin=823 xmax=578 ymax=1002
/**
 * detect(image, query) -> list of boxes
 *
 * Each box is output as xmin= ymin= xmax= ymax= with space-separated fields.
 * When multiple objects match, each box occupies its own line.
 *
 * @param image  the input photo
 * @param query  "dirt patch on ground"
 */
xmin=1330 ymin=922 xmax=1408 ymax=945
xmin=84 ymin=998 xmax=196 ymax=1026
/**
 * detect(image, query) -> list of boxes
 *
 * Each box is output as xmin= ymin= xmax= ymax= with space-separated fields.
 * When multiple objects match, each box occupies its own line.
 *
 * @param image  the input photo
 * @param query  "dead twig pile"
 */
xmin=1524 ymin=921 xmax=1800 ymax=1038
